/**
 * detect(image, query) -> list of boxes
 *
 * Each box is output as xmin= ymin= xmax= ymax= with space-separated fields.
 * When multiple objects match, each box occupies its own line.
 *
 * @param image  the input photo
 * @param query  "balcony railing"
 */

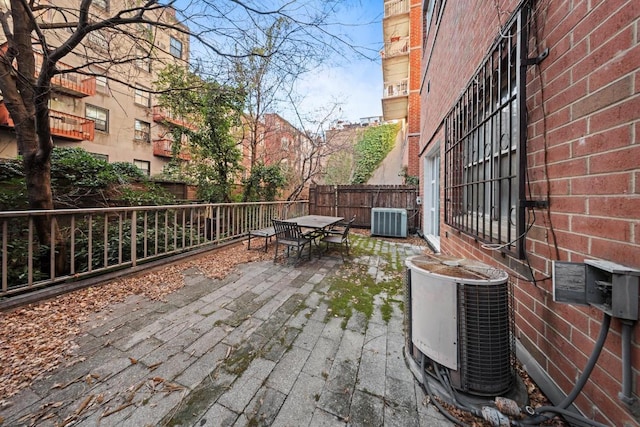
xmin=0 ymin=101 xmax=95 ymax=141
xmin=34 ymin=52 xmax=96 ymax=97
xmin=0 ymin=201 xmax=309 ymax=298
xmin=0 ymin=43 xmax=97 ymax=97
xmin=153 ymin=138 xmax=191 ymax=161
xmin=152 ymin=106 xmax=198 ymax=130
xmin=381 ymin=36 xmax=409 ymax=58
xmin=384 ymin=0 xmax=409 ymax=17
xmin=383 ymin=79 xmax=409 ymax=98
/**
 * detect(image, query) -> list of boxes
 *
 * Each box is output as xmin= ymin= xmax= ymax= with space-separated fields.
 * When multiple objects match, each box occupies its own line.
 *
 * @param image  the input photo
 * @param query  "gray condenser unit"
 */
xmin=371 ymin=207 xmax=407 ymax=238
xmin=406 ymin=255 xmax=513 ymax=396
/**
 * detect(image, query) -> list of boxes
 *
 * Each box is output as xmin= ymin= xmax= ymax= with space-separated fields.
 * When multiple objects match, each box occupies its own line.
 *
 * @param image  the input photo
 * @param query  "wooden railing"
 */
xmin=34 ymin=51 xmax=97 ymax=97
xmin=0 ymin=43 xmax=96 ymax=97
xmin=153 ymin=138 xmax=191 ymax=160
xmin=0 ymin=201 xmax=308 ymax=298
xmin=152 ymin=106 xmax=198 ymax=130
xmin=0 ymin=101 xmax=95 ymax=141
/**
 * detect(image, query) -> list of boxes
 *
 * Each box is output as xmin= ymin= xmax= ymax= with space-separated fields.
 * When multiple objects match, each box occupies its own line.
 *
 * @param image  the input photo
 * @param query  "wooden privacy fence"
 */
xmin=308 ymin=185 xmax=420 ymax=233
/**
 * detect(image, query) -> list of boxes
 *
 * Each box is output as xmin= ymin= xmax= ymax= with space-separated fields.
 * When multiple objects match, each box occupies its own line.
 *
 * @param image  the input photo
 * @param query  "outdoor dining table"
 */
xmin=283 ymin=215 xmax=344 ymax=231
xmin=283 ymin=215 xmax=344 ymax=256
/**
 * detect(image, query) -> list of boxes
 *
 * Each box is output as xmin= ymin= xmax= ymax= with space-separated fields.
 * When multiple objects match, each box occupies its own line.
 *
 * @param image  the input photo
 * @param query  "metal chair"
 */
xmin=324 ymin=215 xmax=356 ymax=237
xmin=272 ymin=219 xmax=315 ymax=262
xmin=321 ymin=217 xmax=353 ymax=260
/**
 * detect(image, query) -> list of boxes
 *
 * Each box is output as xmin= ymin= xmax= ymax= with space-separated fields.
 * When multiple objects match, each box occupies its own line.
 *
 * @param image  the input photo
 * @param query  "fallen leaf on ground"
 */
xmin=0 ymin=242 xmax=272 ymax=400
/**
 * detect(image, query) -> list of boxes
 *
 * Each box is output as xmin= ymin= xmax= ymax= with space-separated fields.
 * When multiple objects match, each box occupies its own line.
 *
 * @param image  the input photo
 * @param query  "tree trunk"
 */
xmin=0 ymin=0 xmax=69 ymax=276
xmin=18 ymin=102 xmax=68 ymax=276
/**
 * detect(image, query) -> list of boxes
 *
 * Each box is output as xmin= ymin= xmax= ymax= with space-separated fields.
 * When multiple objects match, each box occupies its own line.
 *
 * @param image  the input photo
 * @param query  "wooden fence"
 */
xmin=308 ymin=185 xmax=421 ymax=233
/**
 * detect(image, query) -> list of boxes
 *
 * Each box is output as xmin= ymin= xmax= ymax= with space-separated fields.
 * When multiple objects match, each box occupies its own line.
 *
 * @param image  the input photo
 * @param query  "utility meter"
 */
xmin=552 ymin=259 xmax=640 ymax=320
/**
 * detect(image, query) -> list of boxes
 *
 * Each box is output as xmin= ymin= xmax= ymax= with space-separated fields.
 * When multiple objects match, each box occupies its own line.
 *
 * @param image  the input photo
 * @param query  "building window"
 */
xmin=134 ymin=120 xmax=151 ymax=143
xmin=93 ymin=0 xmax=108 ymax=10
xmin=96 ymin=75 xmax=108 ymax=92
xmin=134 ymin=87 xmax=150 ymax=107
xmin=87 ymin=31 xmax=108 ymax=51
xmin=134 ymin=159 xmax=150 ymax=176
xmin=135 ymin=48 xmax=151 ymax=72
xmin=170 ymin=36 xmax=182 ymax=58
xmin=86 ymin=104 xmax=108 ymax=132
xmin=422 ymin=0 xmax=435 ymax=46
xmin=443 ymin=10 xmax=525 ymax=257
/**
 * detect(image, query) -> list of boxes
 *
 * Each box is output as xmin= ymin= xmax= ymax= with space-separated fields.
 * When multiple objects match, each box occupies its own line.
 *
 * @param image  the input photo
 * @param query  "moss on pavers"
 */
xmin=161 ymin=370 xmax=236 ymax=427
xmin=321 ymin=235 xmax=407 ymax=328
xmin=222 ymin=334 xmax=270 ymax=376
xmin=241 ymin=386 xmax=287 ymax=426
xmin=261 ymin=326 xmax=301 ymax=362
xmin=217 ymin=292 xmax=262 ymax=327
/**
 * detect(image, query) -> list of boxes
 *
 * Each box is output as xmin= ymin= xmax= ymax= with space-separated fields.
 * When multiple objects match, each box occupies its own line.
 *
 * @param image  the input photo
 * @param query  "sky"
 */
xmin=287 ymin=0 xmax=384 ymax=126
xmin=178 ymin=0 xmax=384 ymax=129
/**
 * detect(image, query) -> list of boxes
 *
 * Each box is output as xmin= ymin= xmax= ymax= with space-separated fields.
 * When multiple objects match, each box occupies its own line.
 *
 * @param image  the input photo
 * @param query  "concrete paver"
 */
xmin=0 ymin=237 xmax=455 ymax=426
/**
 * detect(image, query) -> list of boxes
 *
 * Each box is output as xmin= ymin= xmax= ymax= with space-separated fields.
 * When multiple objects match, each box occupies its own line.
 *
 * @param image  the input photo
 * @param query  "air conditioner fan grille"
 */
xmin=457 ymin=282 xmax=513 ymax=395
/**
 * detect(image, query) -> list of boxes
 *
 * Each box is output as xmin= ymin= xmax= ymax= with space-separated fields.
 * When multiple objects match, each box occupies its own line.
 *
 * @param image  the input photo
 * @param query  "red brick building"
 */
xmin=418 ymin=0 xmax=640 ymax=425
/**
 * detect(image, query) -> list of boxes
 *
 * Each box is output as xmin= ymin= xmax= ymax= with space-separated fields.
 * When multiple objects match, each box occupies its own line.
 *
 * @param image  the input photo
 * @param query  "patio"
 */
xmin=0 ymin=234 xmax=454 ymax=426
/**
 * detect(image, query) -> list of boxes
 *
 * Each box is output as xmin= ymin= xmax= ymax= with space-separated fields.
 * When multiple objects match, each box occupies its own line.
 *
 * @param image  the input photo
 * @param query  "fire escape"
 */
xmin=151 ymin=106 xmax=195 ymax=161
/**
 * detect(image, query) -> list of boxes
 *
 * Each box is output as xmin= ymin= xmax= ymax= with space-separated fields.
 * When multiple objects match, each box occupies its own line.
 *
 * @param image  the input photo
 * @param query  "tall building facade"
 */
xmin=381 ymin=0 xmax=421 ymax=180
xmin=0 ymin=0 xmax=190 ymax=177
xmin=418 ymin=1 xmax=640 ymax=425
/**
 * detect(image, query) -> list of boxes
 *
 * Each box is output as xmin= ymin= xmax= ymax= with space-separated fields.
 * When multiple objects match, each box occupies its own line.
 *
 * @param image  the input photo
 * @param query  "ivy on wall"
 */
xmin=351 ymin=123 xmax=399 ymax=184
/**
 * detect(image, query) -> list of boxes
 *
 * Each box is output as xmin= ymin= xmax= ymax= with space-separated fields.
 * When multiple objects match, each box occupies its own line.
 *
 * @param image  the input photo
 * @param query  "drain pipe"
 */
xmin=519 ymin=312 xmax=611 ymax=425
xmin=620 ymin=320 xmax=636 ymax=406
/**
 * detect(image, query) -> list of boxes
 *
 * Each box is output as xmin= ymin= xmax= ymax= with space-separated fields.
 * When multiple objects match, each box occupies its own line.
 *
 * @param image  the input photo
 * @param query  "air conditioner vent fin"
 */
xmin=371 ymin=207 xmax=407 ymax=238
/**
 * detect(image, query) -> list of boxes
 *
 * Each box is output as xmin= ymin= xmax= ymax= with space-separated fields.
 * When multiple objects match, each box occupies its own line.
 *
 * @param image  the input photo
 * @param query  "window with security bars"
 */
xmin=444 ymin=8 xmax=527 ymax=257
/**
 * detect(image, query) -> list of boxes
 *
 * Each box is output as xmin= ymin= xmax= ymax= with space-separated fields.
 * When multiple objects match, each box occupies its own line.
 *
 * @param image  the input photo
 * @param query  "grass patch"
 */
xmin=325 ymin=235 xmax=405 ymax=326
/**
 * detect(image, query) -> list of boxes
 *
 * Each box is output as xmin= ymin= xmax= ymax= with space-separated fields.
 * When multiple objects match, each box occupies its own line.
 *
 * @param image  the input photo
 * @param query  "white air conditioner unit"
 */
xmin=405 ymin=255 xmax=513 ymax=396
xmin=371 ymin=207 xmax=407 ymax=238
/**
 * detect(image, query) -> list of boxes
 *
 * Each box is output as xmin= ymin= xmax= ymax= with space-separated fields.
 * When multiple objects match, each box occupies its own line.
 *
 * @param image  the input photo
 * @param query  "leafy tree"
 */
xmin=0 ymin=0 xmax=369 ymax=273
xmin=155 ymin=64 xmax=245 ymax=202
xmin=242 ymin=162 xmax=286 ymax=202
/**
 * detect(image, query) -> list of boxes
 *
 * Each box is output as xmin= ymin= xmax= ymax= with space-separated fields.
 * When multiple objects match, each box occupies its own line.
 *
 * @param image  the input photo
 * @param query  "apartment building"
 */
xmin=0 ymin=0 xmax=190 ymax=176
xmin=262 ymin=113 xmax=312 ymax=198
xmin=418 ymin=0 xmax=639 ymax=425
xmin=381 ymin=0 xmax=421 ymax=180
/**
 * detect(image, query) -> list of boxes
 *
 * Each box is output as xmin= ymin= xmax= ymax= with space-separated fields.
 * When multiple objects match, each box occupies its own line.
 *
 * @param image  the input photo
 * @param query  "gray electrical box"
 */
xmin=553 ymin=259 xmax=640 ymax=320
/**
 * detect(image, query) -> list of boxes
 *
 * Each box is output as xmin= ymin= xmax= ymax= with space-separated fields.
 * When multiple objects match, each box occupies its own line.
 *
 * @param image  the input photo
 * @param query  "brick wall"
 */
xmin=419 ymin=0 xmax=640 ymax=425
xmin=406 ymin=0 xmax=422 ymax=178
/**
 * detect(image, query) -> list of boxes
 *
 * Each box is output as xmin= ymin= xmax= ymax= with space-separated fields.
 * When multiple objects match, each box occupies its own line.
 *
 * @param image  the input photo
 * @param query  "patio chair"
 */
xmin=272 ymin=219 xmax=315 ymax=262
xmin=321 ymin=217 xmax=353 ymax=260
xmin=324 ymin=215 xmax=356 ymax=237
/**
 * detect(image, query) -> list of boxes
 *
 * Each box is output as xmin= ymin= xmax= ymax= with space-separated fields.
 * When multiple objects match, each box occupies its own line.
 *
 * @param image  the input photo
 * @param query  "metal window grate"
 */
xmin=444 ymin=5 xmax=530 ymax=258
